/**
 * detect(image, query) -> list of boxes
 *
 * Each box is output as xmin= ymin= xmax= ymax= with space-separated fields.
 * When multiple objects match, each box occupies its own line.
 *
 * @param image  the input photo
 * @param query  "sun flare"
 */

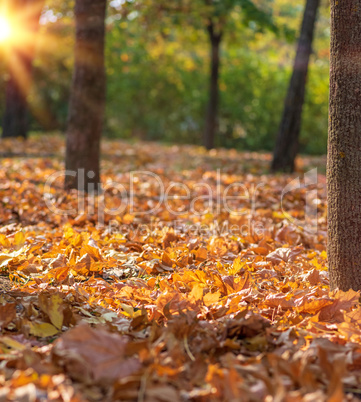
xmin=0 ymin=15 xmax=11 ymax=42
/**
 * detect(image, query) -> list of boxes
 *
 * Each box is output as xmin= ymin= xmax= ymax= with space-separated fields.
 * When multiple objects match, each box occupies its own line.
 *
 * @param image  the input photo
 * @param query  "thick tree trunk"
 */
xmin=2 ymin=0 xmax=44 ymax=139
xmin=203 ymin=23 xmax=221 ymax=150
xmin=65 ymin=0 xmax=106 ymax=192
xmin=271 ymin=0 xmax=320 ymax=172
xmin=327 ymin=1 xmax=361 ymax=291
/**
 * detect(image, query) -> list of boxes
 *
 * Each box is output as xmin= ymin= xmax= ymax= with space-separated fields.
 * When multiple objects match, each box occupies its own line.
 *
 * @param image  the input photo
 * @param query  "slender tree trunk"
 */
xmin=2 ymin=0 xmax=44 ymax=139
xmin=271 ymin=0 xmax=320 ymax=172
xmin=327 ymin=1 xmax=361 ymax=291
xmin=203 ymin=22 xmax=221 ymax=150
xmin=2 ymin=76 xmax=29 ymax=138
xmin=65 ymin=0 xmax=106 ymax=192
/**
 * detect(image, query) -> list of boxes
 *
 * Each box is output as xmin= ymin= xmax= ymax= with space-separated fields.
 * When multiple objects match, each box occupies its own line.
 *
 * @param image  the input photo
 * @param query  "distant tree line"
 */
xmin=0 ymin=0 xmax=328 ymax=170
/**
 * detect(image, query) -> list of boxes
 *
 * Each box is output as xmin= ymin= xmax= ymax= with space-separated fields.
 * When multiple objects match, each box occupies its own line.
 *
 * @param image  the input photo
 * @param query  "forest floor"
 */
xmin=0 ymin=136 xmax=359 ymax=401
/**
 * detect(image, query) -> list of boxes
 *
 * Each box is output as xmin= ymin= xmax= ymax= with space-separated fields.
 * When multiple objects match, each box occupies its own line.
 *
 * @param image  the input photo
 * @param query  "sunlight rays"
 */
xmin=0 ymin=15 xmax=11 ymax=42
xmin=0 ymin=3 xmax=59 ymax=131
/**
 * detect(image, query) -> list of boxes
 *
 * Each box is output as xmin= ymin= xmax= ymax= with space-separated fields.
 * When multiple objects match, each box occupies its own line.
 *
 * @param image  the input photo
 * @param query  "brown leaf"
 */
xmin=53 ymin=324 xmax=141 ymax=384
xmin=162 ymin=231 xmax=178 ymax=248
xmin=195 ymin=247 xmax=208 ymax=262
xmin=266 ymin=246 xmax=303 ymax=264
xmin=264 ymin=293 xmax=295 ymax=310
xmin=318 ymin=289 xmax=360 ymax=323
xmin=227 ymin=314 xmax=271 ymax=339
xmin=0 ymin=303 xmax=16 ymax=329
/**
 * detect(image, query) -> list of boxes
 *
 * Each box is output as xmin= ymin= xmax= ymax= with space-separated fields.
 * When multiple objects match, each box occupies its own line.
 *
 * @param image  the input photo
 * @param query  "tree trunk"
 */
xmin=327 ymin=0 xmax=361 ymax=291
xmin=64 ymin=0 xmax=107 ymax=192
xmin=2 ymin=0 xmax=45 ymax=139
xmin=271 ymin=0 xmax=320 ymax=172
xmin=2 ymin=77 xmax=29 ymax=139
xmin=203 ymin=22 xmax=221 ymax=150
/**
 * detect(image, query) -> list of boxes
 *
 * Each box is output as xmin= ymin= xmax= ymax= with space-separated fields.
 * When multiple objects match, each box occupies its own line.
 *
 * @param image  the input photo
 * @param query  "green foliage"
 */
xmin=0 ymin=0 xmax=329 ymax=154
xmin=103 ymin=1 xmax=329 ymax=153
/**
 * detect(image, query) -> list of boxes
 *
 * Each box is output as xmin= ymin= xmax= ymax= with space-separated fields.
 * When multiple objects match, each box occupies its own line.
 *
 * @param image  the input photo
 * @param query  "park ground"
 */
xmin=0 ymin=136 xmax=360 ymax=401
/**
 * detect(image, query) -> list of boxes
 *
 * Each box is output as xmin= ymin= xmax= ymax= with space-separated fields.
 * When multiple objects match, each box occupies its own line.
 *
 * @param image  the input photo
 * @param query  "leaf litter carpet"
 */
xmin=0 ymin=137 xmax=359 ymax=401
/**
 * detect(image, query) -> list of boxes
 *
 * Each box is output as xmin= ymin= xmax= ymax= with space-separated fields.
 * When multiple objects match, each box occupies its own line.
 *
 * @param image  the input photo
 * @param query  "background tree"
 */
xmin=64 ymin=0 xmax=107 ymax=191
xmin=203 ymin=3 xmax=222 ymax=150
xmin=0 ymin=0 xmax=330 ymax=154
xmin=201 ymin=0 xmax=277 ymax=149
xmin=327 ymin=0 xmax=361 ymax=291
xmin=103 ymin=0 xmax=330 ymax=152
xmin=121 ymin=0 xmax=277 ymax=150
xmin=271 ymin=0 xmax=320 ymax=172
xmin=2 ymin=0 xmax=45 ymax=139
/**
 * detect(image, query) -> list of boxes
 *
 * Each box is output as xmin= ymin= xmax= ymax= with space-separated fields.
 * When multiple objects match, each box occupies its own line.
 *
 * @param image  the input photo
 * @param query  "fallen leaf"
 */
xmin=52 ymin=324 xmax=141 ymax=384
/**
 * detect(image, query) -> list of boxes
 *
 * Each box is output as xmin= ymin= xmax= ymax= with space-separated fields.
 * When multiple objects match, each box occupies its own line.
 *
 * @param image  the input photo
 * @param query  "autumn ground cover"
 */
xmin=0 ymin=136 xmax=359 ymax=401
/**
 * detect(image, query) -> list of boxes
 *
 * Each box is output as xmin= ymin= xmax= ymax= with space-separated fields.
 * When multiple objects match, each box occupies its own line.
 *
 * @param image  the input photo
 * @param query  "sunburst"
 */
xmin=0 ymin=15 xmax=11 ymax=42
xmin=0 ymin=4 xmax=64 ymax=127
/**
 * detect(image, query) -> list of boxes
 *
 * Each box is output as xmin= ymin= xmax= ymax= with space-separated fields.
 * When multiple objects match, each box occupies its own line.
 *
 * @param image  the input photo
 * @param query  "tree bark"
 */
xmin=271 ymin=0 xmax=320 ymax=172
xmin=2 ymin=0 xmax=45 ymax=139
xmin=64 ymin=0 xmax=107 ymax=192
xmin=327 ymin=1 xmax=361 ymax=291
xmin=203 ymin=22 xmax=221 ymax=150
xmin=2 ymin=76 xmax=29 ymax=139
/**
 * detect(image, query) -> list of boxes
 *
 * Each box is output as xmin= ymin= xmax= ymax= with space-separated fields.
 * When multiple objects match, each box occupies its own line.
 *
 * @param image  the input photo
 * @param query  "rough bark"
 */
xmin=2 ymin=0 xmax=45 ymax=139
xmin=271 ymin=0 xmax=320 ymax=172
xmin=65 ymin=0 xmax=106 ymax=192
xmin=203 ymin=22 xmax=222 ymax=150
xmin=327 ymin=1 xmax=361 ymax=291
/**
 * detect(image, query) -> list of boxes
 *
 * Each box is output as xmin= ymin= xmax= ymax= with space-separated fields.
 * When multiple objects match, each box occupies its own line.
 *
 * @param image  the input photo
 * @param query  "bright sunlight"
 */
xmin=0 ymin=15 xmax=11 ymax=42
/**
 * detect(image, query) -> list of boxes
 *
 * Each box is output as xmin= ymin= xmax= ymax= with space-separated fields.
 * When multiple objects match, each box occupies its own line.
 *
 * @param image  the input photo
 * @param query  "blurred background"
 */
xmin=0 ymin=0 xmax=329 ymax=155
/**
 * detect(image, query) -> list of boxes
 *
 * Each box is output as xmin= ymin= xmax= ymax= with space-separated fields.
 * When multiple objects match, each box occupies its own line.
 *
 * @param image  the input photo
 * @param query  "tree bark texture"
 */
xmin=203 ymin=22 xmax=221 ymax=150
xmin=65 ymin=0 xmax=106 ymax=192
xmin=2 ymin=0 xmax=45 ymax=139
xmin=271 ymin=0 xmax=320 ymax=172
xmin=327 ymin=0 xmax=361 ymax=291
